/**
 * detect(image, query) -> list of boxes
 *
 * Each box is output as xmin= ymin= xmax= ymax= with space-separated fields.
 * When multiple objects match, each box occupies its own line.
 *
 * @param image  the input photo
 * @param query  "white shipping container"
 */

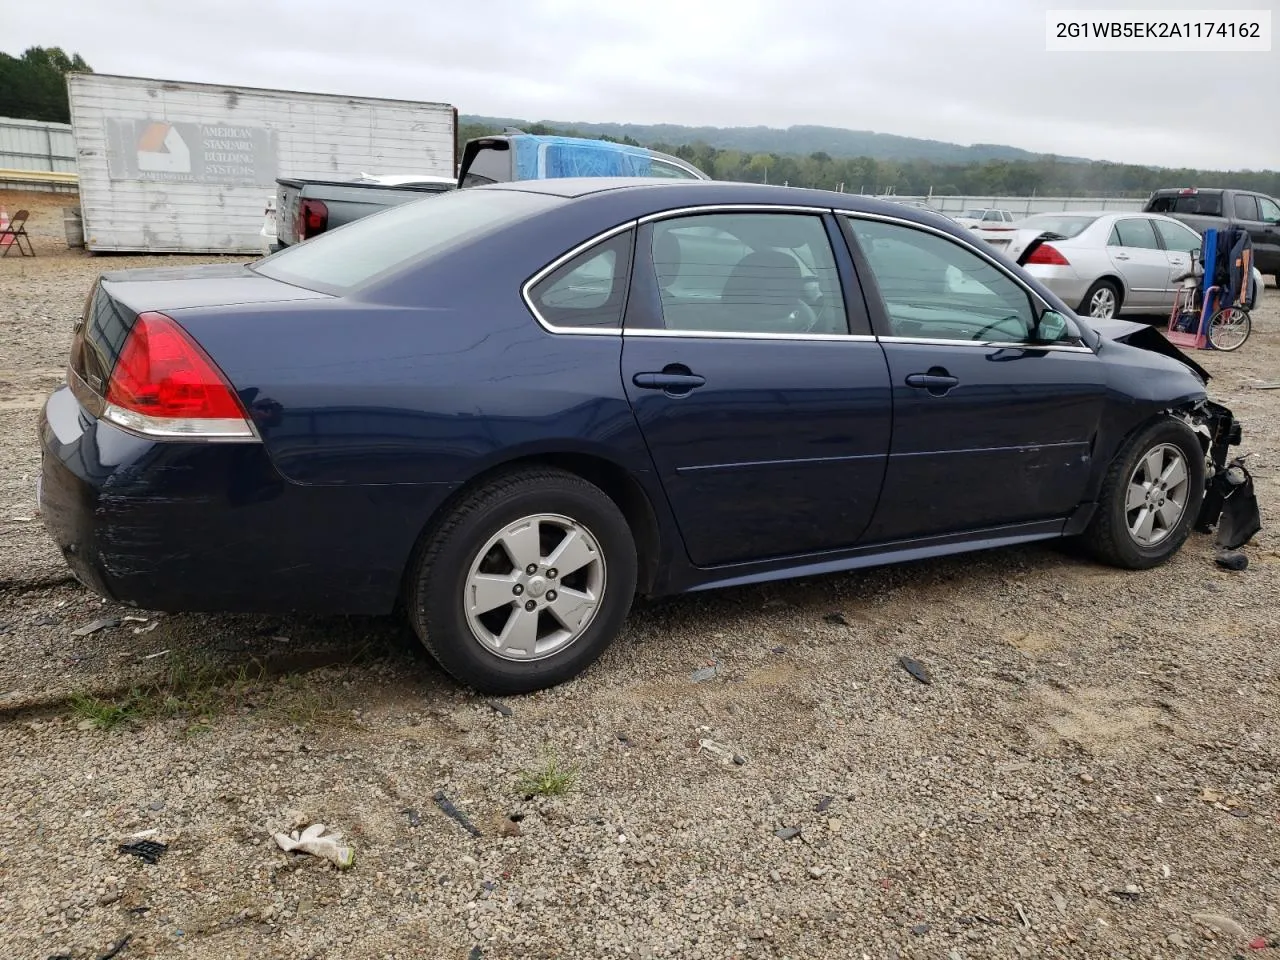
xmin=67 ymin=73 xmax=456 ymax=254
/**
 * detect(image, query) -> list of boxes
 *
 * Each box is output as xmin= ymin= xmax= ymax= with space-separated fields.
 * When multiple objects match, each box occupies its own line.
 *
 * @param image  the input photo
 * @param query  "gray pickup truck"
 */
xmin=273 ymin=174 xmax=456 ymax=249
xmin=1144 ymin=187 xmax=1280 ymax=284
xmin=271 ymin=134 xmax=712 ymax=249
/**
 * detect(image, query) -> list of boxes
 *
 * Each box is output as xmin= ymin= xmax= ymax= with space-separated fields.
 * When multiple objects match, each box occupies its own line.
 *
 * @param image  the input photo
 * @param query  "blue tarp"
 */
xmin=511 ymin=135 xmax=655 ymax=181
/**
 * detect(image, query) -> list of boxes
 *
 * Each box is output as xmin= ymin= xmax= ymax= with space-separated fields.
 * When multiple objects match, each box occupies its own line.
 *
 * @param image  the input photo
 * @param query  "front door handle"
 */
xmin=633 ymin=370 xmax=706 ymax=394
xmin=906 ymin=369 xmax=960 ymax=397
xmin=1113 ymin=253 xmax=1131 ymax=260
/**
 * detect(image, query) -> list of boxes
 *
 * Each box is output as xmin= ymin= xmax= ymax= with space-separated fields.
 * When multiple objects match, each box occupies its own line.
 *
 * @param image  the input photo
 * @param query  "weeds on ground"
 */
xmin=517 ymin=756 xmax=578 ymax=797
xmin=68 ymin=653 xmax=353 ymax=732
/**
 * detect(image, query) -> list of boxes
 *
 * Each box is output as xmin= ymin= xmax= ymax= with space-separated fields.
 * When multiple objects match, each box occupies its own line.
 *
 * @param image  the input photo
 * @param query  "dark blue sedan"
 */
xmin=39 ymin=179 xmax=1251 ymax=693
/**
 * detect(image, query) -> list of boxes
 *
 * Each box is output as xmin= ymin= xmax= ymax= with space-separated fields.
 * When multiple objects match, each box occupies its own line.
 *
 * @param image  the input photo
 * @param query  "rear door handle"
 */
xmin=633 ymin=371 xmax=706 ymax=391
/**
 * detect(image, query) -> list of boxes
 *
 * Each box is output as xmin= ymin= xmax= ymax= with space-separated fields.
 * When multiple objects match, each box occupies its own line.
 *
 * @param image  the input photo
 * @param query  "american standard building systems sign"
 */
xmin=104 ymin=118 xmax=278 ymax=186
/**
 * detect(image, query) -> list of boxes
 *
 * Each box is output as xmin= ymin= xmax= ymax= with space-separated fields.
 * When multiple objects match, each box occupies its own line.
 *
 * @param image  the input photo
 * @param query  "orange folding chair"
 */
xmin=0 ymin=210 xmax=35 ymax=257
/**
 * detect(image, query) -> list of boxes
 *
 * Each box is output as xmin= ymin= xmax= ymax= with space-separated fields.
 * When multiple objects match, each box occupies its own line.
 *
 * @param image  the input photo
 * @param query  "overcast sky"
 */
xmin=4 ymin=0 xmax=1277 ymax=170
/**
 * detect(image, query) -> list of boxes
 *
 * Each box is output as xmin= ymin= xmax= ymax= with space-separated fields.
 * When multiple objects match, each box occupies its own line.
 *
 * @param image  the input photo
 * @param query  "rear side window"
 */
xmin=649 ymin=159 xmax=702 ymax=180
xmin=1234 ymin=194 xmax=1261 ymax=221
xmin=1109 ymin=218 xmax=1161 ymax=250
xmin=254 ymin=189 xmax=559 ymax=293
xmin=527 ymin=230 xmax=634 ymax=330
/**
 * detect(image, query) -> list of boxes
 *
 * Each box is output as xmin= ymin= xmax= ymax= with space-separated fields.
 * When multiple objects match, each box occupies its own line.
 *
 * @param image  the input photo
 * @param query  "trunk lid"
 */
xmin=69 ymin=263 xmax=329 ymax=403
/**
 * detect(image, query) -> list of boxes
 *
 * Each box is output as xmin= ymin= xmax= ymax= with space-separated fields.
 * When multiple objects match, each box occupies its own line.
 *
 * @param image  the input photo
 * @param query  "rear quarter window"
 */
xmin=253 ymin=189 xmax=560 ymax=293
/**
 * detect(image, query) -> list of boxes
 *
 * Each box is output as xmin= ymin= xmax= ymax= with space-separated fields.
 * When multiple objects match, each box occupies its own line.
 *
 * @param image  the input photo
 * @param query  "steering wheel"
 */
xmin=784 ymin=300 xmax=820 ymax=333
xmin=970 ymin=314 xmax=1027 ymax=341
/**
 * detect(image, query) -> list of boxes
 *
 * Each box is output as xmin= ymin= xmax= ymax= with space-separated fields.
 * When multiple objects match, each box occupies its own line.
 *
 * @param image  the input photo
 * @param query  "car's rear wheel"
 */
xmin=406 ymin=468 xmax=637 ymax=694
xmin=1081 ymin=279 xmax=1121 ymax=319
xmin=1080 ymin=417 xmax=1205 ymax=569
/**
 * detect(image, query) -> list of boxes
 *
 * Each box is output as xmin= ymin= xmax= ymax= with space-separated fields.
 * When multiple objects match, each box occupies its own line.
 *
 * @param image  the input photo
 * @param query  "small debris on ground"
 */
xmin=690 ymin=662 xmax=719 ymax=683
xmin=774 ymin=826 xmax=801 ymax=840
xmin=698 ymin=738 xmax=736 ymax=764
xmin=1191 ymin=913 xmax=1248 ymax=940
xmin=484 ymin=699 xmax=513 ymax=717
xmin=814 ymin=795 xmax=833 ymax=813
xmin=72 ymin=618 xmax=120 ymax=637
xmin=1215 ymin=549 xmax=1248 ymax=571
xmin=96 ymin=935 xmax=132 ymax=960
xmin=272 ymin=824 xmax=355 ymax=870
xmin=468 ymin=947 xmax=483 ymax=960
xmin=911 ymin=923 xmax=931 ymax=935
xmin=823 ymin=612 xmax=850 ymax=626
xmin=403 ymin=808 xmax=422 ymax=827
xmin=117 ymin=840 xmax=167 ymax=864
xmin=433 ymin=791 xmax=483 ymax=837
xmin=134 ymin=622 xmax=161 ymax=636
xmin=899 ymin=656 xmax=933 ymax=684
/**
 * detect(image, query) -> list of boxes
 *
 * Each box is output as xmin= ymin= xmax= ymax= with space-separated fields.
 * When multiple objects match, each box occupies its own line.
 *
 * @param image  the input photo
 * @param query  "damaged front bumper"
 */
xmin=1182 ymin=399 xmax=1262 ymax=549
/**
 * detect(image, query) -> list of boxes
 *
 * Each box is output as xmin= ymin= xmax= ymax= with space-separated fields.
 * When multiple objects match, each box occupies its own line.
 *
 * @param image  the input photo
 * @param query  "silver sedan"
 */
xmin=1004 ymin=211 xmax=1263 ymax=319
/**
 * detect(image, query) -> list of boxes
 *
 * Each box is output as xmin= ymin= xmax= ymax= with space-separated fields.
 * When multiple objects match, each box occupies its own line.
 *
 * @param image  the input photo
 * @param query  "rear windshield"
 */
xmin=1018 ymin=214 xmax=1099 ymax=238
xmin=1147 ymin=192 xmax=1223 ymax=216
xmin=254 ymin=188 xmax=560 ymax=292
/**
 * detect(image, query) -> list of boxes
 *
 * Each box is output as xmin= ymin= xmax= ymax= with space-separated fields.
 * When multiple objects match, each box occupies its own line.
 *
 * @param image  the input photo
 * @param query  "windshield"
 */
xmin=254 ymin=189 xmax=561 ymax=293
xmin=1017 ymin=214 xmax=1100 ymax=238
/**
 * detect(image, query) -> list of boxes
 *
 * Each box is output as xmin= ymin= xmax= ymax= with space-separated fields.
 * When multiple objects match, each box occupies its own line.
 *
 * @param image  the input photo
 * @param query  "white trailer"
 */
xmin=67 ymin=73 xmax=456 ymax=254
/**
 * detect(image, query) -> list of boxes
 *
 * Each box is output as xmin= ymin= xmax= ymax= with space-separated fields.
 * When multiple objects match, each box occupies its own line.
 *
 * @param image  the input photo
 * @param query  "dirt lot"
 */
xmin=2 ymin=188 xmax=1279 ymax=960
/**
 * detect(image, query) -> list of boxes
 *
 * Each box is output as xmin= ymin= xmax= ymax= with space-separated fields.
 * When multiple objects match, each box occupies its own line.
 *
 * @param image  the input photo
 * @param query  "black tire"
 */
xmin=405 ymin=468 xmax=637 ymax=694
xmin=1080 ymin=417 xmax=1205 ymax=570
xmin=1079 ymin=278 xmax=1122 ymax=320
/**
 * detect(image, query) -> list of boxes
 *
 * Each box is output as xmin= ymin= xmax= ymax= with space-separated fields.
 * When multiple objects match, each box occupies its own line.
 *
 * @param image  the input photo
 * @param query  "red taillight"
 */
xmin=103 ymin=312 xmax=255 ymax=440
xmin=1025 ymin=243 xmax=1070 ymax=266
xmin=297 ymin=198 xmax=328 ymax=239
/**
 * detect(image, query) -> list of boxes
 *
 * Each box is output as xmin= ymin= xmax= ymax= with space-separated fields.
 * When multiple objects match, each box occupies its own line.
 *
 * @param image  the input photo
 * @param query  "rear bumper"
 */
xmin=38 ymin=386 xmax=455 ymax=615
xmin=1022 ymin=265 xmax=1090 ymax=311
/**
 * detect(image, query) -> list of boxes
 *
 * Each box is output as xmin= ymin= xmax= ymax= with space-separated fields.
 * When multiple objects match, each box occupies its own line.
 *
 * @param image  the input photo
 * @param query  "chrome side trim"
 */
xmin=876 ymin=335 xmax=1094 ymax=354
xmin=520 ymin=220 xmax=638 ymax=336
xmin=625 ymin=329 xmax=877 ymax=342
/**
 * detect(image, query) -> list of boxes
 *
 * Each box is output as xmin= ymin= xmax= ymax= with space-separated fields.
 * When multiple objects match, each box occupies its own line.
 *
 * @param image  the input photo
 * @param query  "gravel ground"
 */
xmin=2 ymin=188 xmax=1279 ymax=960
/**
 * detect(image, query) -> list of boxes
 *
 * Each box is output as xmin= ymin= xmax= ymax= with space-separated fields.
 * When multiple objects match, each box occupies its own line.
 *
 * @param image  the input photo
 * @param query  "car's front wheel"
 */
xmin=1080 ymin=417 xmax=1205 ymax=569
xmin=406 ymin=468 xmax=637 ymax=694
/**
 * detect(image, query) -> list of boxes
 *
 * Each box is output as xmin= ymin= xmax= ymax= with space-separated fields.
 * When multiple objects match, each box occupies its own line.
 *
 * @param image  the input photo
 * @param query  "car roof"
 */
xmin=476 ymin=177 xmax=953 ymax=220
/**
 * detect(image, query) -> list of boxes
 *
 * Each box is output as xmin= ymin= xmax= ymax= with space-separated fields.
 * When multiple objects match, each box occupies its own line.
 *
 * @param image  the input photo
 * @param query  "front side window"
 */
xmin=528 ymin=229 xmax=633 ymax=330
xmin=846 ymin=217 xmax=1041 ymax=343
xmin=649 ymin=213 xmax=847 ymax=335
xmin=1109 ymin=218 xmax=1161 ymax=250
xmin=1153 ymin=218 xmax=1202 ymax=253
xmin=1259 ymin=196 xmax=1280 ymax=222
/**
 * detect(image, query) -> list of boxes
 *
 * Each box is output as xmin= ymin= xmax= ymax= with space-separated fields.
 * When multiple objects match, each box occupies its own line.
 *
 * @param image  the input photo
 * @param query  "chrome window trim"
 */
xmin=638 ymin=203 xmax=833 ymax=224
xmin=625 ymin=329 xmax=877 ymax=343
xmin=839 ymin=210 xmax=1096 ymax=354
xmin=521 ymin=220 xmax=638 ymax=335
xmin=876 ymin=335 xmax=1094 ymax=354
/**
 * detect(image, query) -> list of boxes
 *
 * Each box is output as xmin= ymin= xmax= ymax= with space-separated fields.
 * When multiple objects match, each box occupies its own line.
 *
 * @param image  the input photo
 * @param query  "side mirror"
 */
xmin=1037 ymin=310 xmax=1071 ymax=342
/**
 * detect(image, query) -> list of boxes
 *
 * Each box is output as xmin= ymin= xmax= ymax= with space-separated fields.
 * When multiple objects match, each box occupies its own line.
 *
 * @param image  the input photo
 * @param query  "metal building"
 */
xmin=67 ymin=73 xmax=456 ymax=254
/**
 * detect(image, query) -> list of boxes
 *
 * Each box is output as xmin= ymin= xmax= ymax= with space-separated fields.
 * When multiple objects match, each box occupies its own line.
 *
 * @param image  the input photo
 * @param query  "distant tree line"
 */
xmin=0 ymin=47 xmax=91 ymax=124
xmin=458 ymin=120 xmax=1280 ymax=199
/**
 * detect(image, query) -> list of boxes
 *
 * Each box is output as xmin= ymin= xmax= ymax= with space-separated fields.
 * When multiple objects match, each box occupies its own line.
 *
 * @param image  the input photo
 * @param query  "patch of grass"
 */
xmin=68 ymin=654 xmax=356 ymax=732
xmin=517 ymin=756 xmax=578 ymax=797
xmin=70 ymin=691 xmax=139 ymax=731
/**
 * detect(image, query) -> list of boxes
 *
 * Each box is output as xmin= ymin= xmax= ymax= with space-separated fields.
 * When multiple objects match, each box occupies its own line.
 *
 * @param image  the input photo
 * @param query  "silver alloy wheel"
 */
xmin=1124 ymin=443 xmax=1190 ymax=546
xmin=463 ymin=513 xmax=607 ymax=661
xmin=1089 ymin=286 xmax=1118 ymax=318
